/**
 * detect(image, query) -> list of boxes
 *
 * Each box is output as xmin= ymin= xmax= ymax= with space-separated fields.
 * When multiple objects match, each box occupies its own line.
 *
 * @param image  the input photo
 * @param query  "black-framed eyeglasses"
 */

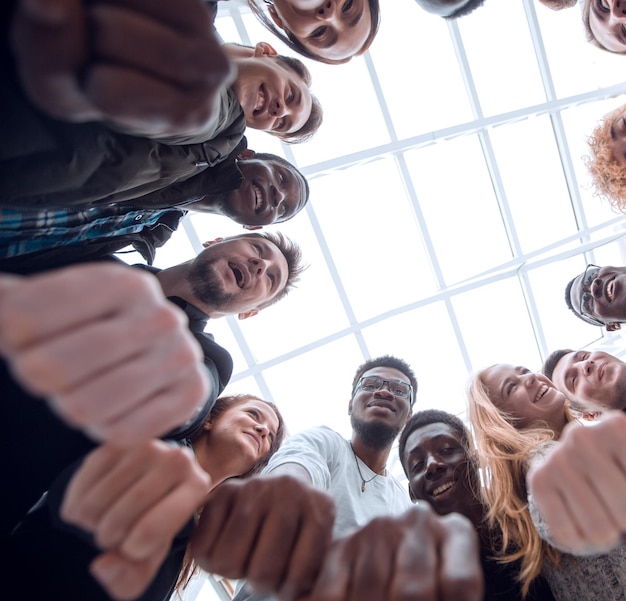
xmin=355 ymin=376 xmax=413 ymax=405
xmin=578 ymin=264 xmax=604 ymax=327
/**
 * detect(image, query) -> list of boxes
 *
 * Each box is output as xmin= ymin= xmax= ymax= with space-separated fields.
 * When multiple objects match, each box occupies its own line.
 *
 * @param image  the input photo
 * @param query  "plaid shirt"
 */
xmin=0 ymin=206 xmax=185 ymax=259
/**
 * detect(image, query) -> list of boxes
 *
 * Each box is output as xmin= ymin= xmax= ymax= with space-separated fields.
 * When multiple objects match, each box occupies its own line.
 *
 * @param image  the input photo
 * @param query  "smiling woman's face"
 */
xmin=587 ymin=0 xmax=626 ymax=54
xmin=268 ymin=0 xmax=373 ymax=62
xmin=482 ymin=364 xmax=567 ymax=431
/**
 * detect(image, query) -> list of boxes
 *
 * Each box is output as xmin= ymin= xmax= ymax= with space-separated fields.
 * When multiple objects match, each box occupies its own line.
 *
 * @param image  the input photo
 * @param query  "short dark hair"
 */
xmin=252 ymin=152 xmax=310 ymax=213
xmin=398 ymin=409 xmax=471 ymax=476
xmin=245 ymin=231 xmax=307 ymax=309
xmin=445 ymin=0 xmax=486 ymax=19
xmin=247 ymin=0 xmax=381 ymax=65
xmin=542 ymin=348 xmax=575 ymax=381
xmin=351 ymin=355 xmax=418 ymax=406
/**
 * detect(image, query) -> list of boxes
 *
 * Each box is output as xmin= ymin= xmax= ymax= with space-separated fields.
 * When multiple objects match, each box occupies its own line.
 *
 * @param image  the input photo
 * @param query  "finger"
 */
xmin=275 ymin=499 xmax=335 ymax=601
xmin=528 ymin=465 xmax=584 ymax=551
xmin=61 ymin=445 xmax=127 ymax=528
xmin=306 ymin=538 xmax=354 ymax=601
xmin=42 ymin=335 xmax=205 ymax=440
xmin=84 ymin=65 xmax=224 ymax=139
xmin=112 ymin=449 xmax=209 ymax=558
xmin=90 ymin=543 xmax=170 ymax=601
xmin=190 ymin=484 xmax=239 ymax=571
xmin=0 ymin=265 xmax=163 ymax=353
xmin=195 ymin=487 xmax=266 ymax=579
xmin=91 ymin=0 xmax=215 ymax=34
xmin=11 ymin=0 xmax=101 ymax=121
xmin=86 ymin=364 xmax=210 ymax=444
xmin=437 ymin=513 xmax=483 ymax=601
xmin=89 ymin=4 xmax=232 ymax=88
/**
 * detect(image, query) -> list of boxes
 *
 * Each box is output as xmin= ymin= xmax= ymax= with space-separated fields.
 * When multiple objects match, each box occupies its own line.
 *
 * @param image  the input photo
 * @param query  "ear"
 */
xmin=606 ymin=322 xmax=622 ymax=331
xmin=408 ymin=484 xmax=417 ymax=504
xmin=202 ymin=237 xmax=223 ymax=248
xmin=238 ymin=309 xmax=259 ymax=320
xmin=254 ymin=42 xmax=278 ymax=58
xmin=203 ymin=419 xmax=213 ymax=432
xmin=243 ymin=225 xmax=263 ymax=231
xmin=582 ymin=411 xmax=602 ymax=421
xmin=267 ymin=4 xmax=284 ymax=30
xmin=347 ymin=400 xmax=353 ymax=415
xmin=237 ymin=149 xmax=256 ymax=160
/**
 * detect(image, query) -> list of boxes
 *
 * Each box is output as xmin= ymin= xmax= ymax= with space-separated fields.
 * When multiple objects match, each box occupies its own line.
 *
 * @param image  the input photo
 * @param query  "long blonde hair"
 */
xmin=467 ymin=368 xmax=574 ymax=597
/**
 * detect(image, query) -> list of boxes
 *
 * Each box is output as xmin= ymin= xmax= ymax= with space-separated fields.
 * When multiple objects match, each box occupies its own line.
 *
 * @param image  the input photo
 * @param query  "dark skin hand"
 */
xmin=301 ymin=504 xmax=484 ymax=601
xmin=190 ymin=475 xmax=336 ymax=601
xmin=11 ymin=0 xmax=235 ymax=138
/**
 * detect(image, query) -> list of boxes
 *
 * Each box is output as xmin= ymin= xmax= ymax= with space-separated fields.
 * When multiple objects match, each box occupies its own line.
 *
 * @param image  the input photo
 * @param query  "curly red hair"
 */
xmin=585 ymin=103 xmax=626 ymax=213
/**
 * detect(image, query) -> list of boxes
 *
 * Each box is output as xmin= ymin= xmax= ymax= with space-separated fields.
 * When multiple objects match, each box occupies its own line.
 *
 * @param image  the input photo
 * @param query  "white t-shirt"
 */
xmin=264 ymin=425 xmax=412 ymax=538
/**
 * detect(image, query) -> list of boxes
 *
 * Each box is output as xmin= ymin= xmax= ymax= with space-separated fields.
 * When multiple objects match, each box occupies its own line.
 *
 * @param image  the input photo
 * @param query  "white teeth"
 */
xmin=607 ymin=280 xmax=615 ymax=301
xmin=252 ymin=185 xmax=264 ymax=211
xmin=433 ymin=482 xmax=453 ymax=496
xmin=255 ymin=89 xmax=266 ymax=112
xmin=535 ymin=385 xmax=548 ymax=403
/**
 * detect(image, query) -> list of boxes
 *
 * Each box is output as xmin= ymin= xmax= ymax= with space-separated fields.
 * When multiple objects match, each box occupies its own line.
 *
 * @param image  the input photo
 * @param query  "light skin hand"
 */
xmin=190 ymin=475 xmax=336 ymax=601
xmin=11 ymin=0 xmax=235 ymax=138
xmin=300 ymin=505 xmax=483 ymax=601
xmin=0 ymin=264 xmax=210 ymax=445
xmin=527 ymin=411 xmax=626 ymax=554
xmin=59 ymin=440 xmax=211 ymax=601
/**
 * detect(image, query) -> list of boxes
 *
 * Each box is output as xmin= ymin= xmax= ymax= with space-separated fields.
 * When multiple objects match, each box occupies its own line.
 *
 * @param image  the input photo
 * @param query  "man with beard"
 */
xmin=542 ymin=348 xmax=626 ymax=415
xmin=224 ymin=356 xmax=481 ymax=601
xmin=0 ymin=230 xmax=304 ymax=542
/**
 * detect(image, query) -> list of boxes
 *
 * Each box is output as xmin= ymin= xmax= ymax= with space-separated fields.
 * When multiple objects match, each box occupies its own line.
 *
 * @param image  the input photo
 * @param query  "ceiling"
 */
xmin=128 ymin=0 xmax=626 ymax=473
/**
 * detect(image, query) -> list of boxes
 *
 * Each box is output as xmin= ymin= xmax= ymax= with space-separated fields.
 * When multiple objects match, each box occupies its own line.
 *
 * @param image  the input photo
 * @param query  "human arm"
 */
xmin=9 ymin=0 xmax=235 ymax=140
xmin=301 ymin=504 xmax=484 ymax=601
xmin=58 ymin=439 xmax=211 ymax=601
xmin=526 ymin=412 xmax=626 ymax=555
xmin=0 ymin=263 xmax=211 ymax=445
xmin=191 ymin=475 xmax=336 ymax=601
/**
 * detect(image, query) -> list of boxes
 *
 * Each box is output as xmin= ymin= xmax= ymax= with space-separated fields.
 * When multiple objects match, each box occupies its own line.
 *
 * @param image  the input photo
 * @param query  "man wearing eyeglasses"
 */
xmin=542 ymin=348 xmax=626 ymax=415
xmin=213 ymin=355 xmax=484 ymax=601
xmin=565 ymin=264 xmax=626 ymax=331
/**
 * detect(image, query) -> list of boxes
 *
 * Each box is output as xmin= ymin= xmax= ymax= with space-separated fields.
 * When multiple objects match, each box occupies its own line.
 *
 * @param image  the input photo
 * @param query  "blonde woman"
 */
xmin=467 ymin=364 xmax=626 ymax=600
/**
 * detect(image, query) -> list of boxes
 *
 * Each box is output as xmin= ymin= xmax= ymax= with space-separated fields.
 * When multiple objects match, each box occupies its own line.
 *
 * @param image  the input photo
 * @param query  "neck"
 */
xmin=154 ymin=263 xmax=216 ymax=317
xmin=185 ymin=195 xmax=223 ymax=214
xmin=350 ymin=436 xmax=390 ymax=474
xmin=192 ymin=442 xmax=245 ymax=491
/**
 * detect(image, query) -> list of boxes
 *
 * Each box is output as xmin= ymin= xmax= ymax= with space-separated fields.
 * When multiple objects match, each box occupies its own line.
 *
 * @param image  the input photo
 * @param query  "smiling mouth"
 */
xmin=254 ymin=85 xmax=267 ymax=115
xmin=368 ymin=401 xmax=395 ymax=412
xmin=230 ymin=263 xmax=245 ymax=288
xmin=432 ymin=481 xmax=454 ymax=497
xmin=253 ymin=183 xmax=266 ymax=214
xmin=245 ymin=432 xmax=261 ymax=452
xmin=606 ymin=278 xmax=615 ymax=302
xmin=534 ymin=384 xmax=550 ymax=403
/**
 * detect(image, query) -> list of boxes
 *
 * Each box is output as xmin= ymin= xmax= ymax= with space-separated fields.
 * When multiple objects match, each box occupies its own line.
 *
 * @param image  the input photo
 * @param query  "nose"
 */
xmin=591 ymin=276 xmax=603 ymax=299
xmin=269 ymin=97 xmax=287 ymax=118
xmin=316 ymin=0 xmax=336 ymax=20
xmin=522 ymin=372 xmax=537 ymax=388
xmin=425 ymin=454 xmax=446 ymax=479
xmin=255 ymin=422 xmax=269 ymax=437
xmin=249 ymin=256 xmax=270 ymax=277
xmin=375 ymin=381 xmax=394 ymax=398
xmin=580 ymin=359 xmax=594 ymax=377
xmin=270 ymin=185 xmax=286 ymax=209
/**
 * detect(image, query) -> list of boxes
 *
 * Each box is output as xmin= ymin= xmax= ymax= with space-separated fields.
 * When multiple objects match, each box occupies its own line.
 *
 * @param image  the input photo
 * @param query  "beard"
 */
xmin=187 ymin=256 xmax=238 ymax=310
xmin=350 ymin=414 xmax=401 ymax=451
